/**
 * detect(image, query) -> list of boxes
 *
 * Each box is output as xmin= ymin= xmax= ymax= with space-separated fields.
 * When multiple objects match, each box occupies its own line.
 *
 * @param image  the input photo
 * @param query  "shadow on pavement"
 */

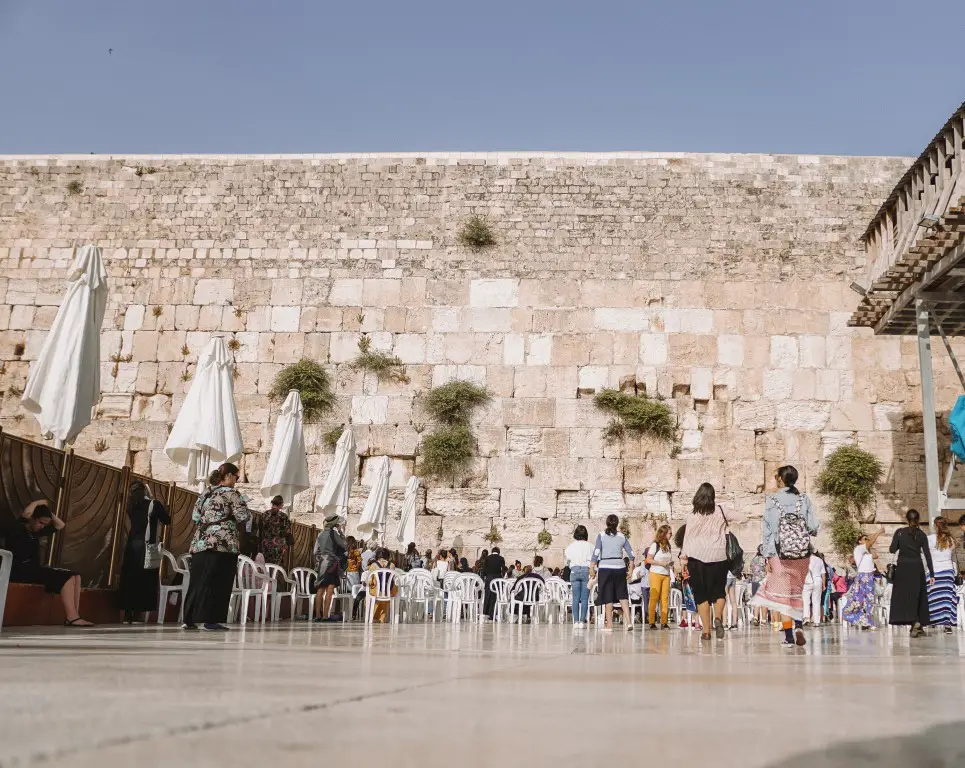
xmin=769 ymin=721 xmax=964 ymax=767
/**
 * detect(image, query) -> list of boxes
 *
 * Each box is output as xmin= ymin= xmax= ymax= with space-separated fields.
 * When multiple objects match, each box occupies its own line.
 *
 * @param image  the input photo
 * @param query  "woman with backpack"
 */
xmin=751 ymin=466 xmax=819 ymax=647
xmin=888 ymin=509 xmax=935 ymax=637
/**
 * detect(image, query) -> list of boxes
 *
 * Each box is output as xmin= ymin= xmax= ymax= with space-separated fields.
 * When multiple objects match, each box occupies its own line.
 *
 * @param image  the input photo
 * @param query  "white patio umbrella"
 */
xmin=357 ymin=455 xmax=391 ymax=542
xmin=315 ymin=426 xmax=356 ymax=521
xmin=260 ymin=390 xmax=310 ymax=505
xmin=21 ymin=245 xmax=108 ymax=447
xmin=164 ymin=337 xmax=244 ymax=487
xmin=395 ymin=475 xmax=420 ymax=547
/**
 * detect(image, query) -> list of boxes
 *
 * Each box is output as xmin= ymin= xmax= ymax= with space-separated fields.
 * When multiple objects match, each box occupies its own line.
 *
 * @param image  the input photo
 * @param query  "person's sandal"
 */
xmin=64 ymin=618 xmax=93 ymax=627
xmin=700 ymin=632 xmax=712 ymax=641
xmin=714 ymin=618 xmax=725 ymax=640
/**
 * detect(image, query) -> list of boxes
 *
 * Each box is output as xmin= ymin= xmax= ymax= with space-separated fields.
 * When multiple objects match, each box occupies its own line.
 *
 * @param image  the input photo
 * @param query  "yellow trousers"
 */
xmin=648 ymin=572 xmax=670 ymax=625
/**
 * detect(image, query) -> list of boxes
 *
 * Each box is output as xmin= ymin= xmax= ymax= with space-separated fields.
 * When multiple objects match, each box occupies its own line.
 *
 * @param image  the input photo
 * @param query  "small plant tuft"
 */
xmin=323 ymin=425 xmax=344 ymax=450
xmin=351 ymin=335 xmax=408 ymax=382
xmin=436 ymin=522 xmax=444 ymax=543
xmin=524 ymin=463 xmax=534 ymax=478
xmin=180 ymin=344 xmax=190 ymax=356
xmin=619 ymin=517 xmax=632 ymax=539
xmin=226 ymin=338 xmax=241 ymax=353
xmin=180 ymin=369 xmax=192 ymax=383
xmin=234 ymin=306 xmax=244 ymax=318
xmin=66 ymin=180 xmax=83 ymax=195
xmin=594 ymin=389 xmax=676 ymax=444
xmin=13 ymin=342 xmax=25 ymax=357
xmin=424 ymin=380 xmax=491 ymax=426
xmin=536 ymin=528 xmax=553 ymax=550
xmin=269 ymin=359 xmax=336 ymax=422
xmin=93 ymin=439 xmax=108 ymax=453
xmin=458 ymin=215 xmax=497 ymax=250
xmin=484 ymin=523 xmax=503 ymax=545
xmin=419 ymin=424 xmax=476 ymax=481
xmin=152 ymin=306 xmax=163 ymax=317
xmin=134 ymin=166 xmax=158 ymax=177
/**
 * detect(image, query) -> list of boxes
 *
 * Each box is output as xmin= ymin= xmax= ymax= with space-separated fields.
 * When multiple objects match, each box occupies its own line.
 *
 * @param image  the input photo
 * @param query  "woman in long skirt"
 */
xmin=591 ymin=514 xmax=634 ymax=631
xmin=182 ymin=462 xmax=251 ymax=631
xmin=679 ymin=483 xmax=732 ymax=641
xmin=751 ymin=466 xmax=818 ymax=647
xmin=926 ymin=517 xmax=957 ymax=633
xmin=842 ymin=527 xmax=884 ymax=630
xmin=888 ymin=509 xmax=935 ymax=637
xmin=118 ymin=481 xmax=170 ymax=623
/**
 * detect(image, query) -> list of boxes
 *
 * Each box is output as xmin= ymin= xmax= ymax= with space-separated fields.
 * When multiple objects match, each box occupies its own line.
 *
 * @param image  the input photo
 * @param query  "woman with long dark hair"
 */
xmin=591 ymin=514 xmax=634 ymax=631
xmin=680 ymin=483 xmax=731 ymax=641
xmin=645 ymin=524 xmax=674 ymax=629
xmin=751 ymin=466 xmax=818 ymax=647
xmin=889 ymin=509 xmax=935 ymax=637
xmin=182 ymin=462 xmax=251 ymax=631
xmin=927 ymin=518 xmax=958 ymax=633
xmin=118 ymin=480 xmax=170 ymax=623
xmin=842 ymin=527 xmax=884 ymax=630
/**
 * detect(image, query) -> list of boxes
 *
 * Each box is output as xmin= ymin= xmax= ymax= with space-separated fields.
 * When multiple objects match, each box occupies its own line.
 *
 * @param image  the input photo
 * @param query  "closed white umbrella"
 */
xmin=395 ymin=476 xmax=420 ymax=547
xmin=21 ymin=245 xmax=108 ymax=447
xmin=260 ymin=390 xmax=310 ymax=505
xmin=164 ymin=337 xmax=244 ymax=486
xmin=357 ymin=455 xmax=391 ymax=542
xmin=315 ymin=427 xmax=356 ymax=521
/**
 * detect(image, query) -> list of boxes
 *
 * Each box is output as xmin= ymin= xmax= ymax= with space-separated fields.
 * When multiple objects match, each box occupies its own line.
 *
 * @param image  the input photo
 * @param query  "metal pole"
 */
xmin=916 ymin=299 xmax=941 ymax=527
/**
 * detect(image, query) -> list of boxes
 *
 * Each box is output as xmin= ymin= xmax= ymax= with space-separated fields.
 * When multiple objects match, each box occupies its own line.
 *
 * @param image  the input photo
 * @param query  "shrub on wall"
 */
xmin=536 ymin=528 xmax=553 ymax=550
xmin=351 ymin=335 xmax=408 ymax=383
xmin=269 ymin=359 xmax=336 ymax=422
xmin=423 ymin=380 xmax=491 ymax=425
xmin=419 ymin=424 xmax=475 ymax=481
xmin=458 ymin=215 xmax=496 ymax=250
xmin=594 ymin=389 xmax=675 ymax=443
xmin=322 ymin=425 xmax=344 ymax=451
xmin=817 ymin=445 xmax=883 ymax=557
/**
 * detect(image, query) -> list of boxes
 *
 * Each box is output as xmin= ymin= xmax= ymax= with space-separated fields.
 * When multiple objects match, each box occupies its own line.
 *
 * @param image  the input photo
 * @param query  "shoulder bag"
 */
xmin=143 ymin=500 xmax=163 ymax=570
xmin=721 ymin=505 xmax=744 ymax=576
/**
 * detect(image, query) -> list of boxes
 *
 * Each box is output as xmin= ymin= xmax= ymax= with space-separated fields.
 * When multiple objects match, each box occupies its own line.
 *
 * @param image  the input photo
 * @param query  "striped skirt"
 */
xmin=750 ymin=557 xmax=810 ymax=621
xmin=927 ymin=571 xmax=958 ymax=627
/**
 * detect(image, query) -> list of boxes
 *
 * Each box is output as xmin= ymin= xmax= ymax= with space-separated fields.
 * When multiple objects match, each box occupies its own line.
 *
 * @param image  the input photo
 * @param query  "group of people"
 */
xmin=4 ymin=460 xmax=962 ymax=638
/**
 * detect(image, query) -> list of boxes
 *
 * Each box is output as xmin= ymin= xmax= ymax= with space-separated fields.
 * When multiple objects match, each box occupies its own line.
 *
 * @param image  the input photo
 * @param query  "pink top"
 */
xmin=681 ymin=506 xmax=728 ymax=563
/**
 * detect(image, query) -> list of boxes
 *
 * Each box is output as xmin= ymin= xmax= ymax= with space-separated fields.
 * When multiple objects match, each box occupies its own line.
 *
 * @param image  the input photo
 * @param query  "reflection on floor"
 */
xmin=2 ymin=622 xmax=964 ymax=768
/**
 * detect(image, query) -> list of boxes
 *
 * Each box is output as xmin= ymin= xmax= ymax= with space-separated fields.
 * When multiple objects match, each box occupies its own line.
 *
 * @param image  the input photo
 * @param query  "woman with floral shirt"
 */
xmin=257 ymin=495 xmax=293 ymax=565
xmin=182 ymin=462 xmax=251 ymax=631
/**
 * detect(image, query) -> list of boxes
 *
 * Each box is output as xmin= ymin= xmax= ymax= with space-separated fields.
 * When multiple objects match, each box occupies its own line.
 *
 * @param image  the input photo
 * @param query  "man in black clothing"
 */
xmin=482 ymin=546 xmax=506 ymax=619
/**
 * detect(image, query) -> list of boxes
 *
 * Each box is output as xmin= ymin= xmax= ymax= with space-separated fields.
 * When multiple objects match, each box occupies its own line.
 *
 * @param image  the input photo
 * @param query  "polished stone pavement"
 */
xmin=1 ymin=621 xmax=963 ymax=768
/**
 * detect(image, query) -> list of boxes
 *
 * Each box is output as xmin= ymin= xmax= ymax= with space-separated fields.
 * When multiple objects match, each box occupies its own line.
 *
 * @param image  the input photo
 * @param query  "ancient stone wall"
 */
xmin=2 ymin=152 xmax=960 ymax=565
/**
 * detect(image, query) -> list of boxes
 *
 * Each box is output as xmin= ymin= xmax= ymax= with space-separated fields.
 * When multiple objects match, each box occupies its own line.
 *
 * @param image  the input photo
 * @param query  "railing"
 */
xmin=0 ymin=429 xmax=328 ymax=588
xmin=861 ymin=104 xmax=965 ymax=290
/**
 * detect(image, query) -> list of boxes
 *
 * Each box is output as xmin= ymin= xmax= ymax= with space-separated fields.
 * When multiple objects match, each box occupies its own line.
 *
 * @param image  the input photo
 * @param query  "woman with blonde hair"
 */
xmin=926 ymin=517 xmax=957 ymax=633
xmin=645 ymin=524 xmax=674 ymax=629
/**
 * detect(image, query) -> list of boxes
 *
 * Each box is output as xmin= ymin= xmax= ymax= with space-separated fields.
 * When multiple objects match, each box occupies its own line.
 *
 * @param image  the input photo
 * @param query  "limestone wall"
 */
xmin=2 ymin=152 xmax=960 ymax=566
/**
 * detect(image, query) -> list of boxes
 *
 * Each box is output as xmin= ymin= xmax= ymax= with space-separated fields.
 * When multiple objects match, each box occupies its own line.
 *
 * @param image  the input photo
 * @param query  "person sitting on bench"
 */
xmin=7 ymin=500 xmax=93 ymax=626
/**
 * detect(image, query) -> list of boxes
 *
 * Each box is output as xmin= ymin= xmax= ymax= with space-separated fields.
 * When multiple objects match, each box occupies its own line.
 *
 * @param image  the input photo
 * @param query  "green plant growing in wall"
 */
xmin=458 ymin=215 xmax=497 ymax=250
xmin=484 ymin=523 xmax=503 ymax=546
xmin=323 ymin=425 xmax=345 ymax=451
xmin=436 ymin=522 xmax=444 ymax=543
xmin=619 ymin=517 xmax=632 ymax=539
xmin=536 ymin=528 xmax=553 ymax=550
xmin=269 ymin=359 xmax=336 ymax=422
xmin=66 ymin=180 xmax=83 ymax=195
xmin=594 ymin=389 xmax=676 ymax=444
xmin=351 ymin=335 xmax=408 ymax=383
xmin=418 ymin=380 xmax=491 ymax=482
xmin=817 ymin=444 xmax=883 ymax=558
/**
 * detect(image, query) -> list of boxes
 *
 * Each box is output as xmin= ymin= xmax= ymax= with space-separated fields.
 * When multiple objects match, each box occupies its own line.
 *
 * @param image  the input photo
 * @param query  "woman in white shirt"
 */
xmin=926 ymin=517 xmax=958 ymax=632
xmin=842 ymin=526 xmax=884 ymax=629
xmin=645 ymin=524 xmax=674 ymax=629
xmin=564 ymin=525 xmax=594 ymax=628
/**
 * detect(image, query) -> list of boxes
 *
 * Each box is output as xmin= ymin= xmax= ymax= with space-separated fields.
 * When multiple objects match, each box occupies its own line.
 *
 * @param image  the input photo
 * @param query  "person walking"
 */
xmin=748 ymin=546 xmax=767 ymax=626
xmin=118 ymin=480 xmax=170 ymax=623
xmin=565 ymin=525 xmax=594 ymax=628
xmin=591 ymin=514 xmax=635 ymax=632
xmin=182 ymin=463 xmax=251 ymax=631
xmin=889 ymin=509 xmax=935 ymax=637
xmin=257 ymin=495 xmax=293 ymax=566
xmin=842 ymin=528 xmax=884 ymax=630
xmin=751 ymin=466 xmax=818 ymax=647
xmin=645 ymin=524 xmax=674 ymax=629
xmin=679 ymin=483 xmax=732 ymax=641
xmin=801 ymin=550 xmax=828 ymax=627
xmin=313 ymin=512 xmax=347 ymax=621
xmin=927 ymin=518 xmax=958 ymax=633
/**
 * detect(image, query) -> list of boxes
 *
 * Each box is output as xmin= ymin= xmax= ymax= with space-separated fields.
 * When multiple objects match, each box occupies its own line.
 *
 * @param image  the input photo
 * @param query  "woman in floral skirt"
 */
xmin=842 ymin=527 xmax=885 ymax=630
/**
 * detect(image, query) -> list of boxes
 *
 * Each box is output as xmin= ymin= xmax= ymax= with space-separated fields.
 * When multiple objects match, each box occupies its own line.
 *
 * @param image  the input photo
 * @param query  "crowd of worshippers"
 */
xmin=4 ymin=461 xmax=964 ymax=638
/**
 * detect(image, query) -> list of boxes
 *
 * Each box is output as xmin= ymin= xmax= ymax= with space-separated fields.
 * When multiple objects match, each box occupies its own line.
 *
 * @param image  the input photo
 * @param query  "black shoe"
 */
xmin=202 ymin=623 xmax=229 ymax=632
xmin=181 ymin=623 xmax=198 ymax=630
xmin=648 ymin=623 xmax=657 ymax=630
xmin=661 ymin=624 xmax=671 ymax=630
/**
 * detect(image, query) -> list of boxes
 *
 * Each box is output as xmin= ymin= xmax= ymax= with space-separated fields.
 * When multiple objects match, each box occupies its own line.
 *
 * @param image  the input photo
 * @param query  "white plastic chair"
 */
xmin=264 ymin=564 xmax=296 ymax=622
xmin=290 ymin=568 xmax=318 ymax=620
xmin=403 ymin=569 xmax=437 ymax=622
xmin=0 ymin=548 xmax=12 ymax=634
xmin=330 ymin=575 xmax=355 ymax=621
xmin=364 ymin=569 xmax=400 ymax=624
xmin=489 ymin=578 xmax=513 ymax=623
xmin=544 ymin=578 xmax=571 ymax=624
xmin=956 ymin=585 xmax=965 ymax=629
xmin=874 ymin=583 xmax=893 ymax=626
xmin=177 ymin=553 xmax=192 ymax=571
xmin=589 ymin=581 xmax=602 ymax=627
xmin=451 ymin=573 xmax=486 ymax=623
xmin=157 ymin=548 xmax=190 ymax=624
xmin=231 ymin=555 xmax=270 ymax=625
xmin=668 ymin=588 xmax=683 ymax=626
xmin=509 ymin=578 xmax=545 ymax=624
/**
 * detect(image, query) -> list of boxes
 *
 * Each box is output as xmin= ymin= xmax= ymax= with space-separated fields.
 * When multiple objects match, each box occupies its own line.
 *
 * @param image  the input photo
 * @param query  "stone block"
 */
xmin=523 ymin=489 xmax=556 ymax=519
xmin=556 ymin=490 xmax=589 ymax=519
xmin=426 ymin=488 xmax=500 ymax=517
xmin=329 ymin=279 xmax=363 ymax=306
xmin=568 ymin=427 xmax=604 ymax=459
xmin=193 ymin=278 xmax=233 ymax=306
xmin=762 ymin=369 xmax=794 ymax=401
xmin=717 ymin=335 xmax=744 ymax=367
xmin=526 ymin=334 xmax=552 ymax=366
xmin=502 ymin=398 xmax=555 ymax=427
xmin=469 ymin=278 xmax=519 ymax=308
xmin=799 ymin=335 xmax=826 ymax=369
xmin=507 ymin=427 xmax=543 ymax=455
xmin=351 ymin=395 xmax=388 ymax=425
xmin=270 ymin=306 xmax=300 ymax=332
xmin=770 ymin=336 xmax=798 ymax=369
xmin=588 ymin=490 xmax=625 ymax=518
xmin=500 ymin=489 xmax=525 ymax=518
xmin=594 ymin=308 xmax=652 ymax=331
xmin=775 ymin=401 xmax=831 ymax=431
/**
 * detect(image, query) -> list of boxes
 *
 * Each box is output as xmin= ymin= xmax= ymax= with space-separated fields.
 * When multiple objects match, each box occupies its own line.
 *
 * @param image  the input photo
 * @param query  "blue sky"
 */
xmin=0 ymin=0 xmax=960 ymax=156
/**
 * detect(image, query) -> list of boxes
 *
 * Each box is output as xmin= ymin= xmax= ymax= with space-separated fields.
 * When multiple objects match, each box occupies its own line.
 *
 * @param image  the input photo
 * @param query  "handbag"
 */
xmin=143 ymin=500 xmax=163 ymax=570
xmin=885 ymin=563 xmax=896 ymax=583
xmin=720 ymin=506 xmax=744 ymax=576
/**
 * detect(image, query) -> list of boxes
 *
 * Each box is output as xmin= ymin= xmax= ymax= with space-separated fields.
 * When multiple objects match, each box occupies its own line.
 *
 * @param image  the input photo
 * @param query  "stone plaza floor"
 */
xmin=1 ymin=621 xmax=964 ymax=768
